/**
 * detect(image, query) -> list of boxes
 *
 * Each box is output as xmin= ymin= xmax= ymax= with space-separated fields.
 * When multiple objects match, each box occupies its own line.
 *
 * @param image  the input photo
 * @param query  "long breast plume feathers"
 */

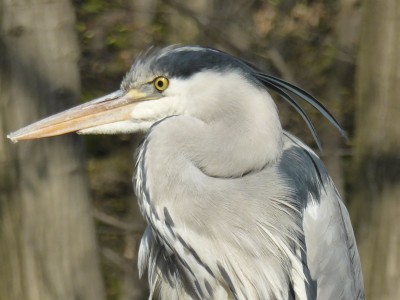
xmin=253 ymin=72 xmax=348 ymax=150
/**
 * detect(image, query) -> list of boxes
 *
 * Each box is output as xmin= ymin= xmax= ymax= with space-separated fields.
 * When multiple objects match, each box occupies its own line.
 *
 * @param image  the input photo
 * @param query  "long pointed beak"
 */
xmin=7 ymin=89 xmax=153 ymax=143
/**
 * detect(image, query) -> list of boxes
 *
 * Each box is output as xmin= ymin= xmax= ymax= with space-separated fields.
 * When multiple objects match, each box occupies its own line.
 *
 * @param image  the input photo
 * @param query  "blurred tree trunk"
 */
xmin=320 ymin=0 xmax=360 ymax=196
xmin=0 ymin=1 xmax=105 ymax=300
xmin=351 ymin=0 xmax=400 ymax=299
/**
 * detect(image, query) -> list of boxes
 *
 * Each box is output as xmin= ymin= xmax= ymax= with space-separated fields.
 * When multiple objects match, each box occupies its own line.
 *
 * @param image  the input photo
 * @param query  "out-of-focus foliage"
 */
xmin=72 ymin=1 xmax=360 ymax=299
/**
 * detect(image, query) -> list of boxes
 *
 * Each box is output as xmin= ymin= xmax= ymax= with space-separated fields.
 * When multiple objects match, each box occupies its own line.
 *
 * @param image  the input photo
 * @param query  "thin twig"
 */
xmin=93 ymin=209 xmax=144 ymax=232
xmin=101 ymin=247 xmax=132 ymax=272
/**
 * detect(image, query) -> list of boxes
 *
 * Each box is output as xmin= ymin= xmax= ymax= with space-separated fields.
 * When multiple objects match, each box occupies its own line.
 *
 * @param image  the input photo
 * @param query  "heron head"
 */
xmin=7 ymin=45 xmax=265 ymax=142
xmin=7 ymin=45 xmax=345 ymax=146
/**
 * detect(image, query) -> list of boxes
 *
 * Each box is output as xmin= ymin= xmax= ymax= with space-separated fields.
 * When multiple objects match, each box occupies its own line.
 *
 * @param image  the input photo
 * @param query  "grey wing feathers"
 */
xmin=301 ymin=186 xmax=364 ymax=300
xmin=137 ymin=132 xmax=364 ymax=300
xmin=282 ymin=133 xmax=364 ymax=300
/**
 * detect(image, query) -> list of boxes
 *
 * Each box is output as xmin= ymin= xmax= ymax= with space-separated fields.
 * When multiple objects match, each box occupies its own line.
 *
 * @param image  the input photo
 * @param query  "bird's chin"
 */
xmin=77 ymin=120 xmax=154 ymax=135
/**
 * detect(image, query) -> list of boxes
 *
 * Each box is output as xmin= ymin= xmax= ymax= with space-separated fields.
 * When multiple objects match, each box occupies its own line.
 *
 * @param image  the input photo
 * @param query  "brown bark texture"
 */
xmin=352 ymin=0 xmax=400 ymax=299
xmin=0 ymin=0 xmax=105 ymax=299
xmin=320 ymin=0 xmax=361 ymax=196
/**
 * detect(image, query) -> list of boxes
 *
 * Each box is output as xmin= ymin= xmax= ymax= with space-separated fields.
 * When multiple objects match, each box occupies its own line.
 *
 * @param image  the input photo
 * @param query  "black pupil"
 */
xmin=157 ymin=80 xmax=163 ymax=88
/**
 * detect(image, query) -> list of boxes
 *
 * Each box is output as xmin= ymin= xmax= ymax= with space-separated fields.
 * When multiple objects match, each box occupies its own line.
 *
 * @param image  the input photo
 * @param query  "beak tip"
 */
xmin=7 ymin=134 xmax=18 ymax=144
xmin=7 ymin=133 xmax=19 ymax=143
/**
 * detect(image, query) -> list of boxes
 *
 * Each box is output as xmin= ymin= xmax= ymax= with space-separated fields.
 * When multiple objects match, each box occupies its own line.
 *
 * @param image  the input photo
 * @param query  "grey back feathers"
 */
xmin=129 ymin=45 xmax=363 ymax=299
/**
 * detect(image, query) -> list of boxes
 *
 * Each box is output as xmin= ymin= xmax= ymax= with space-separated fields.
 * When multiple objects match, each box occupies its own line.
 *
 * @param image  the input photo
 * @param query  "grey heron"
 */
xmin=8 ymin=45 xmax=364 ymax=300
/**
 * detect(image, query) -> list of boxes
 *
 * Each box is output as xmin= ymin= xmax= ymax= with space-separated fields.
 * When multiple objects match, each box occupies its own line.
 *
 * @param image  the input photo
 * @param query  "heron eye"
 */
xmin=154 ymin=76 xmax=169 ymax=92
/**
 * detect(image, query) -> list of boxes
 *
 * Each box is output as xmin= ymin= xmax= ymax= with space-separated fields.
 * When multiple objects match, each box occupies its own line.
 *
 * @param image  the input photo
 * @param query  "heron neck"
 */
xmin=144 ymin=90 xmax=283 ymax=178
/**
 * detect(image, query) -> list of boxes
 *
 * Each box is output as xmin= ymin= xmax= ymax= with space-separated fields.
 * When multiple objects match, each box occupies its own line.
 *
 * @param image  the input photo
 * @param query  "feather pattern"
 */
xmin=126 ymin=45 xmax=364 ymax=299
xmin=135 ymin=127 xmax=364 ymax=299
